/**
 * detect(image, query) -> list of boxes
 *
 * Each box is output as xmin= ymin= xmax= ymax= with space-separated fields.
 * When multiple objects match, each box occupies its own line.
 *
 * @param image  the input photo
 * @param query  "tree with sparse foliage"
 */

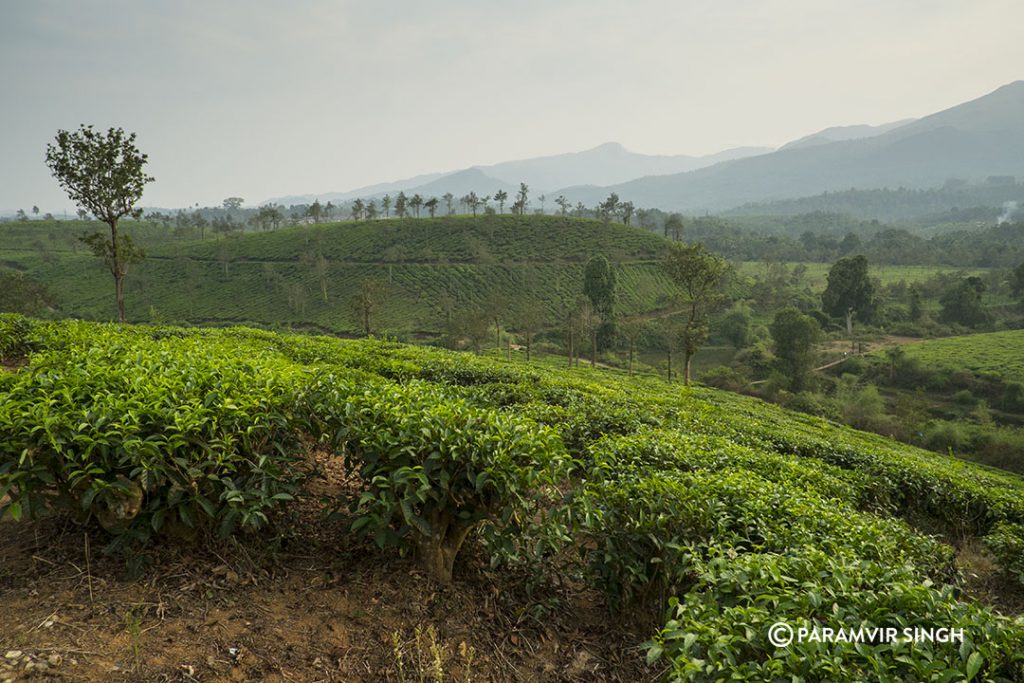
xmin=353 ymin=279 xmax=385 ymax=336
xmin=664 ymin=213 xmax=684 ymax=241
xmin=555 ymin=195 xmax=570 ymax=216
xmin=598 ymin=193 xmax=620 ymax=224
xmin=255 ymin=205 xmax=283 ymax=231
xmin=619 ymin=201 xmax=634 ymax=225
xmin=350 ymin=198 xmax=365 ymax=221
xmin=493 ymin=190 xmax=508 ymax=214
xmin=425 ymin=197 xmax=439 ymax=218
xmin=410 ymin=194 xmax=424 ymax=218
xmin=45 ymin=125 xmax=154 ymax=322
xmin=395 ymin=192 xmax=408 ymax=218
xmin=381 ymin=194 xmax=392 ymax=218
xmin=618 ymin=318 xmax=648 ymax=376
xmin=451 ymin=307 xmax=490 ymax=354
xmin=512 ymin=183 xmax=529 ymax=215
xmin=662 ymin=242 xmax=728 ymax=384
xmin=464 ymin=191 xmax=481 ymax=216
xmin=307 ymin=200 xmax=324 ymax=223
xmin=822 ymin=254 xmax=875 ymax=340
xmin=770 ymin=307 xmax=820 ymax=391
xmin=515 ymin=302 xmax=544 ymax=362
xmin=442 ymin=192 xmax=455 ymax=216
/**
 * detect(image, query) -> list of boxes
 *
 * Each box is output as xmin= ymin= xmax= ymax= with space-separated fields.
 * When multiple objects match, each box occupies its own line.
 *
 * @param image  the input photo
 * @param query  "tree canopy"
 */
xmin=45 ymin=125 xmax=154 ymax=322
xmin=770 ymin=306 xmax=821 ymax=392
xmin=821 ymin=254 xmax=875 ymax=335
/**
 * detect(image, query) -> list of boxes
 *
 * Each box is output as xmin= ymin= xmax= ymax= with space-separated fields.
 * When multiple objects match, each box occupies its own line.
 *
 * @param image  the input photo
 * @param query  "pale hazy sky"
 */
xmin=1 ymin=0 xmax=1022 ymax=212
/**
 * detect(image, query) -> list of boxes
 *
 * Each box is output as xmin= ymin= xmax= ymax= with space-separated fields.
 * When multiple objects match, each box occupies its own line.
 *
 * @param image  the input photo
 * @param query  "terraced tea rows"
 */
xmin=2 ymin=315 xmax=1023 ymax=681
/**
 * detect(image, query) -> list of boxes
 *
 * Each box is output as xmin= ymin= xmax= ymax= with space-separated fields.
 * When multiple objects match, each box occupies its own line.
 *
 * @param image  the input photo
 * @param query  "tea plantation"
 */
xmin=0 ymin=215 xmax=682 ymax=335
xmin=2 ymin=313 xmax=1024 ymax=681
xmin=898 ymin=329 xmax=1024 ymax=385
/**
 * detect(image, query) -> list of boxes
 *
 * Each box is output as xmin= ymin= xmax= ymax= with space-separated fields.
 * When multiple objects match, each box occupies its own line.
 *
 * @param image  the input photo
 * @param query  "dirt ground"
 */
xmin=0 ymin=458 xmax=654 ymax=683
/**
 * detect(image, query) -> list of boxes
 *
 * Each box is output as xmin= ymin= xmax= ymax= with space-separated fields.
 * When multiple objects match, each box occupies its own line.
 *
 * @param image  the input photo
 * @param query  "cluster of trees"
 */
xmin=11 ymin=206 xmax=55 ymax=221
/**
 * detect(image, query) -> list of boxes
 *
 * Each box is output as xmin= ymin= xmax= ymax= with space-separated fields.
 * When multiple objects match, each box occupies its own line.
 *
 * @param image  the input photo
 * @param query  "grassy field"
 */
xmin=899 ymin=328 xmax=1024 ymax=383
xmin=737 ymin=260 xmax=991 ymax=288
xmin=0 ymin=215 xmax=682 ymax=335
xmin=2 ymin=316 xmax=1023 ymax=680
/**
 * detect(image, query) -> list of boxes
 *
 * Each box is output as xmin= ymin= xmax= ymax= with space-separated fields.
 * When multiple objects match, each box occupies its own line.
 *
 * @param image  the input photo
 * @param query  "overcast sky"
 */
xmin=1 ymin=0 xmax=1022 ymax=212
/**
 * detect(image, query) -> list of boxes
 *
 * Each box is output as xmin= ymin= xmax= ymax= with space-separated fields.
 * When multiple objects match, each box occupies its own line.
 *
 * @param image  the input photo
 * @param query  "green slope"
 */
xmin=898 ymin=329 xmax=1024 ymax=384
xmin=2 ymin=317 xmax=1023 ymax=680
xmin=1 ymin=215 xmax=680 ymax=334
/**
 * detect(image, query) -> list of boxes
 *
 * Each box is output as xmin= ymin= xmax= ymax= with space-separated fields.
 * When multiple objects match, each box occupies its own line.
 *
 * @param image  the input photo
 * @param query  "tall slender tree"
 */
xmin=307 ymin=199 xmax=324 ymax=223
xmin=493 ymin=189 xmax=508 ymax=214
xmin=619 ymin=201 xmax=634 ymax=225
xmin=350 ymin=198 xmax=365 ymax=220
xmin=425 ymin=197 xmax=439 ymax=218
xmin=583 ymin=254 xmax=617 ymax=350
xmin=512 ymin=183 xmax=529 ymax=215
xmin=662 ymin=242 xmax=728 ymax=385
xmin=45 ymin=125 xmax=154 ymax=322
xmin=555 ymin=195 xmax=570 ymax=215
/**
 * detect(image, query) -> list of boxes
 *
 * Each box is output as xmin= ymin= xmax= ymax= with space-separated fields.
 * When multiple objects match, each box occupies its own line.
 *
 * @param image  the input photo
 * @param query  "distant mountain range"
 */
xmin=263 ymin=81 xmax=1024 ymax=215
xmin=556 ymin=81 xmax=1024 ymax=212
xmin=261 ymin=144 xmax=772 ymax=206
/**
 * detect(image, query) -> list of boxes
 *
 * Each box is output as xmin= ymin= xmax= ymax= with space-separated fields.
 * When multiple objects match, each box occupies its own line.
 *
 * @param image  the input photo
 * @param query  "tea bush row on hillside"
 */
xmin=3 ymin=315 xmax=1024 ymax=680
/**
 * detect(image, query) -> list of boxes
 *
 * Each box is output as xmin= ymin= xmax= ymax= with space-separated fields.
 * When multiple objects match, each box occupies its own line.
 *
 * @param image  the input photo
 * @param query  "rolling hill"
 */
xmin=0 ymin=215 xmax=682 ymax=336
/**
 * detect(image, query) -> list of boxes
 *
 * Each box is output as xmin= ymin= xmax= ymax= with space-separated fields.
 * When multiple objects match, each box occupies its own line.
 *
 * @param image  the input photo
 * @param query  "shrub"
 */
xmin=985 ymin=522 xmax=1024 ymax=587
xmin=331 ymin=382 xmax=570 ymax=583
xmin=0 ymin=333 xmax=313 ymax=548
xmin=0 ymin=313 xmax=37 ymax=359
xmin=953 ymin=389 xmax=977 ymax=406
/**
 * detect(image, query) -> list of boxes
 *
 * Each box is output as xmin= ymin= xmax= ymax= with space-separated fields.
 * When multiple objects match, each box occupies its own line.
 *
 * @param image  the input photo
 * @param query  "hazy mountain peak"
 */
xmin=780 ymin=119 xmax=915 ymax=151
xmin=551 ymin=80 xmax=1024 ymax=213
xmin=588 ymin=141 xmax=628 ymax=153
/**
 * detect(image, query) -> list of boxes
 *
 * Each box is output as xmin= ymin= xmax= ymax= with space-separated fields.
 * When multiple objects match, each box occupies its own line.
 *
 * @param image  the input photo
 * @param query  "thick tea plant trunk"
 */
xmin=415 ymin=510 xmax=476 ymax=583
